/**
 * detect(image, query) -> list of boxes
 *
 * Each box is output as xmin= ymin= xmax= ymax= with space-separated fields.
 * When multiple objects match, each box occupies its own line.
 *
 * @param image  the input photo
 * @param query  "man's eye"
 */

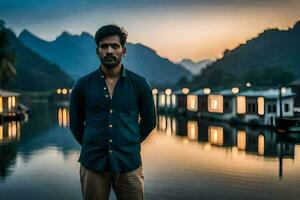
xmin=111 ymin=44 xmax=120 ymax=49
xmin=100 ymin=44 xmax=109 ymax=49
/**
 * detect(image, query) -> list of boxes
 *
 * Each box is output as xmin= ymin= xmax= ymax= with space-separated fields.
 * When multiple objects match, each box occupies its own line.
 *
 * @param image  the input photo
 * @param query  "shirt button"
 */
xmin=105 ymin=95 xmax=109 ymax=98
xmin=109 ymin=109 xmax=113 ymax=114
xmin=109 ymin=150 xmax=113 ymax=153
xmin=109 ymin=124 xmax=113 ymax=128
xmin=104 ymin=87 xmax=107 ymax=90
xmin=101 ymin=75 xmax=104 ymax=78
xmin=109 ymin=139 xmax=113 ymax=143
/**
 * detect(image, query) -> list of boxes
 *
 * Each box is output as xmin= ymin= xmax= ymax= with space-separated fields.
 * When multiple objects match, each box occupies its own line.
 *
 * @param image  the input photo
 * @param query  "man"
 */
xmin=69 ymin=24 xmax=156 ymax=200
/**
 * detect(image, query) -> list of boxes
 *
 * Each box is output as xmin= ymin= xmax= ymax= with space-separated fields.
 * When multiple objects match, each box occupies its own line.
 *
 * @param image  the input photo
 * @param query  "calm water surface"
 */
xmin=0 ymin=101 xmax=300 ymax=200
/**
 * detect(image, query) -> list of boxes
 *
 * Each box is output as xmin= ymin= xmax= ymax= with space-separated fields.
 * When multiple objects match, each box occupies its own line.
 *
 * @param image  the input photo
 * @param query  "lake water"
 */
xmin=0 ymin=101 xmax=300 ymax=200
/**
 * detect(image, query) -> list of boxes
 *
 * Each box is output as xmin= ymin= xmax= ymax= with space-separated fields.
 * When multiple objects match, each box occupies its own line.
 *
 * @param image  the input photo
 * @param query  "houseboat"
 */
xmin=0 ymin=89 xmax=29 ymax=121
xmin=156 ymin=87 xmax=296 ymax=126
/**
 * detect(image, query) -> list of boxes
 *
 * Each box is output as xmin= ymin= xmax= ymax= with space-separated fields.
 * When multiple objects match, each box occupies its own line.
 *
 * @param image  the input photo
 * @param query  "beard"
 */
xmin=100 ymin=55 xmax=121 ymax=69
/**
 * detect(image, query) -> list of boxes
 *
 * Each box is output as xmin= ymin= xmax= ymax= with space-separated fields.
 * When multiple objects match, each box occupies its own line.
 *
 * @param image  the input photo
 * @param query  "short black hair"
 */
xmin=94 ymin=24 xmax=127 ymax=47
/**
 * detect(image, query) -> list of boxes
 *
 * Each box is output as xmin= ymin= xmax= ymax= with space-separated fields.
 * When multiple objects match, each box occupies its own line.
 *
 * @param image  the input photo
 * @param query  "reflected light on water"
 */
xmin=171 ymin=118 xmax=177 ymax=134
xmin=237 ymin=130 xmax=247 ymax=150
xmin=187 ymin=121 xmax=198 ymax=141
xmin=159 ymin=94 xmax=166 ymax=107
xmin=58 ymin=107 xmax=69 ymax=127
xmin=159 ymin=115 xmax=167 ymax=131
xmin=0 ymin=121 xmax=21 ymax=144
xmin=171 ymin=94 xmax=177 ymax=108
xmin=208 ymin=126 xmax=223 ymax=145
xmin=166 ymin=117 xmax=172 ymax=136
xmin=166 ymin=95 xmax=171 ymax=107
xmin=182 ymin=137 xmax=189 ymax=145
xmin=203 ymin=142 xmax=211 ymax=151
xmin=258 ymin=134 xmax=265 ymax=155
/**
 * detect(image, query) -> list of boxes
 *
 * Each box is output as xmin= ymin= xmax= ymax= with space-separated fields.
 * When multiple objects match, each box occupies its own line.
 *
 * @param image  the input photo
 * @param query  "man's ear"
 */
xmin=122 ymin=46 xmax=127 ymax=56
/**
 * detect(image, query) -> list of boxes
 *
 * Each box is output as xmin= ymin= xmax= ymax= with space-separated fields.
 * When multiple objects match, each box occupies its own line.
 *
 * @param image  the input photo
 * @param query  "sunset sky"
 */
xmin=1 ymin=0 xmax=300 ymax=62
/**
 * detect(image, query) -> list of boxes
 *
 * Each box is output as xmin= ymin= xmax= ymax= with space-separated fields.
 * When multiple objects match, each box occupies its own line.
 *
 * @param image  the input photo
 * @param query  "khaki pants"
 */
xmin=79 ymin=164 xmax=144 ymax=200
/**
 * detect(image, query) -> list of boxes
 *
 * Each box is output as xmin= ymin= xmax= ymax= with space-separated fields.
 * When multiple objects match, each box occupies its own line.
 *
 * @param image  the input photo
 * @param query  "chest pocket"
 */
xmin=85 ymin=92 xmax=108 ymax=113
xmin=114 ymin=84 xmax=138 ymax=115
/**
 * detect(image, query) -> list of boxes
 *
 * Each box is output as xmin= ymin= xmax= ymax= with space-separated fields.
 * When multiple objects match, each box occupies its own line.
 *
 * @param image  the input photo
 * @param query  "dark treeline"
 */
xmin=0 ymin=20 xmax=74 ymax=92
xmin=175 ymin=21 xmax=300 ymax=90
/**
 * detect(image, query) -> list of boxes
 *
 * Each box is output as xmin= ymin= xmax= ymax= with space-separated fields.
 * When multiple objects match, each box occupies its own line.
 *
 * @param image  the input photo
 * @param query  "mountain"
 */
xmin=19 ymin=30 xmax=191 ymax=85
xmin=178 ymin=58 xmax=213 ymax=75
xmin=189 ymin=21 xmax=300 ymax=89
xmin=1 ymin=27 xmax=74 ymax=91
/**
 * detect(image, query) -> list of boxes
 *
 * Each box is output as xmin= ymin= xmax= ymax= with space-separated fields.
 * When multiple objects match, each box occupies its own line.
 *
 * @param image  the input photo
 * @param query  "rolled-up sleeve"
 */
xmin=69 ymin=78 xmax=85 ymax=145
xmin=138 ymin=78 xmax=157 ymax=143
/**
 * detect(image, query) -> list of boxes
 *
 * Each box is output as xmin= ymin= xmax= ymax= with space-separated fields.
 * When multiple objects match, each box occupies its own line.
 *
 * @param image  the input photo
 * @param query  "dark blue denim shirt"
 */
xmin=69 ymin=65 xmax=156 ymax=173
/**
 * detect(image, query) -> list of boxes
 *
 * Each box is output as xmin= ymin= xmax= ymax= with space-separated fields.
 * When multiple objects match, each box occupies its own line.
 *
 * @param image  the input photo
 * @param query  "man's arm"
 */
xmin=69 ymin=78 xmax=85 ymax=145
xmin=138 ymin=78 xmax=157 ymax=143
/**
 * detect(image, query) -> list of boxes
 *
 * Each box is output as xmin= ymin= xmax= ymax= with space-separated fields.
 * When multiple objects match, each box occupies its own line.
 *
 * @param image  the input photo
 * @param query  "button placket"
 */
xmin=99 ymin=71 xmax=114 ymax=155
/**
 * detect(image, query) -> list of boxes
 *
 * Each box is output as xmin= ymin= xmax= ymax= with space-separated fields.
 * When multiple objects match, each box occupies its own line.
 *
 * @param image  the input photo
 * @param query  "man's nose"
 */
xmin=107 ymin=45 xmax=113 ymax=53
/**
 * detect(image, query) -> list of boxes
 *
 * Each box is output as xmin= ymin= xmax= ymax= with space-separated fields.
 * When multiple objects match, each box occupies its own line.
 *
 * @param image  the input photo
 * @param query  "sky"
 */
xmin=1 ymin=0 xmax=300 ymax=62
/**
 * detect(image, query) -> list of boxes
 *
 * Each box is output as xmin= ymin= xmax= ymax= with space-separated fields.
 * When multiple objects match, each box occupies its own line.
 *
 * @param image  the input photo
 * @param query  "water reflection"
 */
xmin=187 ymin=121 xmax=198 ymax=141
xmin=237 ymin=130 xmax=246 ymax=150
xmin=0 ymin=121 xmax=21 ymax=145
xmin=1 ymin=102 xmax=300 ymax=199
xmin=0 ymin=103 xmax=78 ymax=181
xmin=208 ymin=126 xmax=223 ymax=146
xmin=57 ymin=107 xmax=69 ymax=127
xmin=157 ymin=114 xmax=300 ymax=179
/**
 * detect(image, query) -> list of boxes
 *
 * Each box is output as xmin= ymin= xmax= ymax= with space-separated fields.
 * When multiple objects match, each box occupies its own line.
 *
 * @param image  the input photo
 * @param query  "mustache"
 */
xmin=104 ymin=55 xmax=116 ymax=60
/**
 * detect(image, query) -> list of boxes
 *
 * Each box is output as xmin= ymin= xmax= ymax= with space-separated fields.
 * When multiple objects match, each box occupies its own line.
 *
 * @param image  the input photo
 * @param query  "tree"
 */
xmin=0 ymin=20 xmax=17 ymax=88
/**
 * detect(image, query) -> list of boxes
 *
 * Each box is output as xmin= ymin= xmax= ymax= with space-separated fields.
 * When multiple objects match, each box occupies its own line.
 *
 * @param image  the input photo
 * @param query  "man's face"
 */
xmin=96 ymin=35 xmax=126 ymax=69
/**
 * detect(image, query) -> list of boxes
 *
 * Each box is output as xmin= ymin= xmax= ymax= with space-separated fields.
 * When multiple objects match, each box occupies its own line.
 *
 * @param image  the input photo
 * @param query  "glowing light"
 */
xmin=165 ymin=89 xmax=172 ymax=95
xmin=187 ymin=95 xmax=198 ymax=112
xmin=152 ymin=88 xmax=158 ymax=95
xmin=281 ymin=87 xmax=287 ymax=94
xmin=171 ymin=118 xmax=177 ymax=134
xmin=232 ymin=87 xmax=240 ymax=94
xmin=188 ymin=121 xmax=198 ymax=140
xmin=208 ymin=126 xmax=224 ymax=145
xmin=166 ymin=117 xmax=172 ymax=136
xmin=258 ymin=134 xmax=265 ymax=155
xmin=213 ymin=100 xmax=218 ymax=109
xmin=57 ymin=88 xmax=62 ymax=94
xmin=166 ymin=95 xmax=171 ymax=107
xmin=171 ymin=94 xmax=177 ymax=107
xmin=203 ymin=88 xmax=211 ymax=95
xmin=237 ymin=130 xmax=246 ymax=150
xmin=62 ymin=88 xmax=68 ymax=95
xmin=208 ymin=95 xmax=223 ymax=113
xmin=182 ymin=88 xmax=190 ymax=94
xmin=12 ymin=96 xmax=16 ymax=107
xmin=159 ymin=115 xmax=166 ymax=131
xmin=237 ymin=96 xmax=246 ymax=114
xmin=246 ymin=82 xmax=251 ymax=87
xmin=8 ymin=97 xmax=12 ymax=110
xmin=159 ymin=94 xmax=166 ymax=106
xmin=257 ymin=97 xmax=264 ymax=115
xmin=58 ymin=107 xmax=69 ymax=127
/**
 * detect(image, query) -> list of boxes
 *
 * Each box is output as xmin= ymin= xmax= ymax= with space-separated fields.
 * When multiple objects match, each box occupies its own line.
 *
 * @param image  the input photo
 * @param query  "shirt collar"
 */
xmin=99 ymin=64 xmax=127 ymax=78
